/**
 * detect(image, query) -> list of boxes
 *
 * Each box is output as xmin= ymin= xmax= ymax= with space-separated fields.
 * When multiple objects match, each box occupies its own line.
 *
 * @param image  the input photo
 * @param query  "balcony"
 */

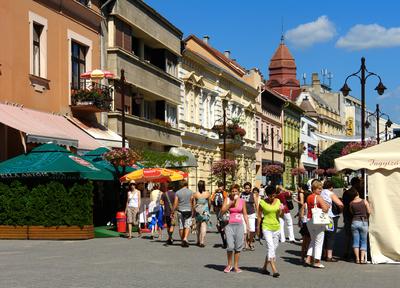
xmin=108 ymin=112 xmax=182 ymax=147
xmin=107 ymin=48 xmax=181 ymax=104
xmin=71 ymin=82 xmax=113 ymax=112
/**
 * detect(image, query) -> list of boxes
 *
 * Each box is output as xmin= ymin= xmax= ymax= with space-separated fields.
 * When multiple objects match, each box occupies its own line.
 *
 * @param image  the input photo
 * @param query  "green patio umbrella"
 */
xmin=82 ymin=147 xmax=143 ymax=175
xmin=0 ymin=143 xmax=113 ymax=180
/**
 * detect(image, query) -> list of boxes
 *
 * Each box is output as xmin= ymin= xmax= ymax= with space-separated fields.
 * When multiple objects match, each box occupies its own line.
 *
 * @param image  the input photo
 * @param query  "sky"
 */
xmin=145 ymin=0 xmax=400 ymax=123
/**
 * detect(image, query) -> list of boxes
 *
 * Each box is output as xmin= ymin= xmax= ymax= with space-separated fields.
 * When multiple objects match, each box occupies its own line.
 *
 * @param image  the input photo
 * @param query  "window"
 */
xmin=32 ymin=23 xmax=43 ymax=76
xmin=71 ymin=41 xmax=87 ymax=89
xmin=143 ymin=101 xmax=151 ymax=119
xmin=166 ymin=103 xmax=177 ymax=128
xmin=256 ymin=120 xmax=259 ymax=142
xmin=115 ymin=18 xmax=132 ymax=52
xmin=29 ymin=12 xmax=47 ymax=78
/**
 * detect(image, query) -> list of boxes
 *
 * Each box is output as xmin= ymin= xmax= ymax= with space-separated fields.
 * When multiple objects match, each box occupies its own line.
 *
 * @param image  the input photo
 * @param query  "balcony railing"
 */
xmin=71 ymin=81 xmax=113 ymax=112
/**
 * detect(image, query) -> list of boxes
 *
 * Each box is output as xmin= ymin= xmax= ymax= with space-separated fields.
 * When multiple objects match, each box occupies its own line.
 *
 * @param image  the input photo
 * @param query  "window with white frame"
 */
xmin=29 ymin=12 xmax=47 ymax=78
xmin=256 ymin=119 xmax=259 ymax=142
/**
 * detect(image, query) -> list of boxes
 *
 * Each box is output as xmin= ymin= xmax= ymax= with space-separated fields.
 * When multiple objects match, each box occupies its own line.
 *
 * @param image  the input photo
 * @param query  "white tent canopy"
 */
xmin=334 ymin=137 xmax=400 ymax=264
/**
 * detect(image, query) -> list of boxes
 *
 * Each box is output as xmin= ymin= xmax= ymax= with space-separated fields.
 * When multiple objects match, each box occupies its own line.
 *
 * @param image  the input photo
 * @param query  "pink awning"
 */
xmin=0 ymin=102 xmax=102 ymax=150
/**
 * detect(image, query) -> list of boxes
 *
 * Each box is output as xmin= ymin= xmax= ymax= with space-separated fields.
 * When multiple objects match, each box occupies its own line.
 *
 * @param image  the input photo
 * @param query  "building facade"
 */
xmin=180 ymin=35 xmax=258 ymax=191
xmin=0 ymin=0 xmax=120 ymax=160
xmin=300 ymin=115 xmax=318 ymax=178
xmin=102 ymin=0 xmax=183 ymax=151
xmin=298 ymin=73 xmax=345 ymax=152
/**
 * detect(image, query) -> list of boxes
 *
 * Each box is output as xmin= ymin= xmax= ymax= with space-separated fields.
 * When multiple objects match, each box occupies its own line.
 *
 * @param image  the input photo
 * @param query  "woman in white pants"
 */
xmin=276 ymin=186 xmax=296 ymax=243
xmin=305 ymin=180 xmax=329 ymax=268
xmin=257 ymin=185 xmax=284 ymax=278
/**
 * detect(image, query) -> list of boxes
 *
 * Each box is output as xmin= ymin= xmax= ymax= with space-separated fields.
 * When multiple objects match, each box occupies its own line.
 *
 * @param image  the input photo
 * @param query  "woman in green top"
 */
xmin=257 ymin=185 xmax=284 ymax=278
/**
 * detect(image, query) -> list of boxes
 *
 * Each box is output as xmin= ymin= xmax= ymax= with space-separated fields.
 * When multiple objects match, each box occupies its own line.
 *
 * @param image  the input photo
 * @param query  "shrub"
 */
xmin=331 ymin=175 xmax=345 ymax=188
xmin=0 ymin=181 xmax=93 ymax=227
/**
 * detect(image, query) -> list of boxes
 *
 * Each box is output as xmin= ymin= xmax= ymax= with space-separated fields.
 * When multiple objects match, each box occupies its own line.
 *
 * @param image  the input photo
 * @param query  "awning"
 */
xmin=67 ymin=117 xmax=126 ymax=148
xmin=168 ymin=147 xmax=198 ymax=167
xmin=0 ymin=102 xmax=102 ymax=150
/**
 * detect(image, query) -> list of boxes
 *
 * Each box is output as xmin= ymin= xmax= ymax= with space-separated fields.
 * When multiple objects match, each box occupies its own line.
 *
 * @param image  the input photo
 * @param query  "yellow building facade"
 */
xmin=179 ymin=35 xmax=258 ymax=191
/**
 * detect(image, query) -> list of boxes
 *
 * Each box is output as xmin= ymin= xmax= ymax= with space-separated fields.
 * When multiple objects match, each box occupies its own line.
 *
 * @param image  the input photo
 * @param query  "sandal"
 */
xmin=224 ymin=266 xmax=233 ymax=273
xmin=234 ymin=268 xmax=242 ymax=273
xmin=326 ymin=257 xmax=338 ymax=262
xmin=355 ymin=260 xmax=360 ymax=264
xmin=313 ymin=263 xmax=325 ymax=269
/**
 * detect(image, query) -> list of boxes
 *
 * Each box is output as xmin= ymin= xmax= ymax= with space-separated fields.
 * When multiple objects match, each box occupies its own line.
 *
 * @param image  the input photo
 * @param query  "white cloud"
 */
xmin=336 ymin=24 xmax=400 ymax=51
xmin=285 ymin=16 xmax=336 ymax=48
xmin=379 ymin=85 xmax=400 ymax=100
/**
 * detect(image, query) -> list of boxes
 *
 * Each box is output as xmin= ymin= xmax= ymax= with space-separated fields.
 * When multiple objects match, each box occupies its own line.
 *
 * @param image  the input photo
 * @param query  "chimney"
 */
xmin=224 ymin=50 xmax=231 ymax=59
xmin=311 ymin=72 xmax=321 ymax=89
xmin=202 ymin=35 xmax=210 ymax=45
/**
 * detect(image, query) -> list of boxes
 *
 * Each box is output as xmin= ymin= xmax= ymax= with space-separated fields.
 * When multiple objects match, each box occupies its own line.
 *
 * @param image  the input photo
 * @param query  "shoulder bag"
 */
xmin=312 ymin=195 xmax=331 ymax=225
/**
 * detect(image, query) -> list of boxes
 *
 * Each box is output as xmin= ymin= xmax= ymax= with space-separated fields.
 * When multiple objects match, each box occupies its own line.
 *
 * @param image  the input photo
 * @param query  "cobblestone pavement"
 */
xmin=1 ymin=214 xmax=398 ymax=288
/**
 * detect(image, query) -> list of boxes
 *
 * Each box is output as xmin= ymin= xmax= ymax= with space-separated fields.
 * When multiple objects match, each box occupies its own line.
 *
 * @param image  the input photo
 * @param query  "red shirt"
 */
xmin=307 ymin=194 xmax=321 ymax=220
xmin=276 ymin=191 xmax=290 ymax=214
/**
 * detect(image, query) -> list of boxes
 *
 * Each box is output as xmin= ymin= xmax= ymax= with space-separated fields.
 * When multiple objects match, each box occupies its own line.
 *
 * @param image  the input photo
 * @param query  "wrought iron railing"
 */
xmin=71 ymin=80 xmax=113 ymax=111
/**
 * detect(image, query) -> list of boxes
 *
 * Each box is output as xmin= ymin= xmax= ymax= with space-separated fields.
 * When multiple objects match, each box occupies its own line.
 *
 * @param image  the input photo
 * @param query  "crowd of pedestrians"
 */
xmin=124 ymin=176 xmax=370 ymax=277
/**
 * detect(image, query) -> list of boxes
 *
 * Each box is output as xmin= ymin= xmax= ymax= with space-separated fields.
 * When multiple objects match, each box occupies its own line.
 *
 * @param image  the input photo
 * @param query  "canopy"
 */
xmin=80 ymin=69 xmax=114 ymax=79
xmin=168 ymin=147 xmax=198 ymax=167
xmin=334 ymin=137 xmax=400 ymax=264
xmin=0 ymin=144 xmax=113 ymax=180
xmin=334 ymin=137 xmax=400 ymax=171
xmin=120 ymin=168 xmax=188 ymax=183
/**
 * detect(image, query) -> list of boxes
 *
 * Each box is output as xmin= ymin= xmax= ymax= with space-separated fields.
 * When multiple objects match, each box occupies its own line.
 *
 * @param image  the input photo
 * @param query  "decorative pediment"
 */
xmin=182 ymin=72 xmax=204 ymax=87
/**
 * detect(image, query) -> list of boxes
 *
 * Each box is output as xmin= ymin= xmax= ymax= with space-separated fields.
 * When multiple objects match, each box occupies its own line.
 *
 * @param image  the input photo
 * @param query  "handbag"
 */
xmin=311 ymin=195 xmax=331 ymax=225
xmin=286 ymin=199 xmax=294 ymax=210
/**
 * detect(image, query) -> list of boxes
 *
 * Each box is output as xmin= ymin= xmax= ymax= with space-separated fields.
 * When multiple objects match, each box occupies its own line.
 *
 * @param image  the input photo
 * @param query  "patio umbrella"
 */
xmin=120 ymin=168 xmax=188 ymax=183
xmin=82 ymin=147 xmax=143 ymax=175
xmin=0 ymin=143 xmax=113 ymax=181
xmin=80 ymin=69 xmax=114 ymax=80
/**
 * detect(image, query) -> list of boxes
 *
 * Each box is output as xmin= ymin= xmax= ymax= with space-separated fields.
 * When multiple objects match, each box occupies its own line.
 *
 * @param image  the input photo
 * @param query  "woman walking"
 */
xmin=125 ymin=180 xmax=141 ymax=239
xmin=305 ymin=180 xmax=329 ymax=268
xmin=257 ymin=185 xmax=283 ymax=278
xmin=220 ymin=184 xmax=249 ymax=273
xmin=350 ymin=190 xmax=371 ymax=264
xmin=298 ymin=184 xmax=311 ymax=263
xmin=193 ymin=180 xmax=211 ymax=247
xmin=276 ymin=186 xmax=296 ymax=243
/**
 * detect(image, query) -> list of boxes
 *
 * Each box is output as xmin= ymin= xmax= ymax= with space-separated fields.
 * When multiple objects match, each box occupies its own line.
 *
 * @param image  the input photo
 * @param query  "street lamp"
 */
xmin=120 ymin=69 xmax=126 ymax=148
xmin=365 ymin=104 xmax=392 ymax=143
xmin=340 ymin=57 xmax=386 ymax=146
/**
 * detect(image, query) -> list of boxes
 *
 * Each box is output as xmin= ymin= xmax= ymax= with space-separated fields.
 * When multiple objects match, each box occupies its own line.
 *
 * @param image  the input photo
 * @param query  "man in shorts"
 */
xmin=173 ymin=180 xmax=194 ymax=247
xmin=161 ymin=182 xmax=177 ymax=245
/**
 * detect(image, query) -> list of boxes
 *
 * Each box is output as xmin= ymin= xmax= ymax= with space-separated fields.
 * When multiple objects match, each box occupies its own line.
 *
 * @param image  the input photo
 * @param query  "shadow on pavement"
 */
xmin=285 ymin=249 xmax=302 ymax=257
xmin=281 ymin=256 xmax=304 ymax=266
xmin=204 ymin=264 xmax=225 ymax=272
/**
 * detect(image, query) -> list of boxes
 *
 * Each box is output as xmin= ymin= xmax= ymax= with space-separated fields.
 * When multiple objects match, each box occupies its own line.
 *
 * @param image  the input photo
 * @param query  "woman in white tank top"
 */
xmin=125 ymin=181 xmax=141 ymax=239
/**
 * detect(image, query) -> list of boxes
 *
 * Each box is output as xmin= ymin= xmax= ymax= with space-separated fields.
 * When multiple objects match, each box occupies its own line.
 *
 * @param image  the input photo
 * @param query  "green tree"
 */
xmin=318 ymin=142 xmax=347 ymax=169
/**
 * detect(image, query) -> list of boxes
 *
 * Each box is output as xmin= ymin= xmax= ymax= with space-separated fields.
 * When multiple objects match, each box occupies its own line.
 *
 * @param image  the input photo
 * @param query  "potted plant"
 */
xmin=71 ymin=86 xmax=113 ymax=111
xmin=291 ymin=167 xmax=306 ymax=176
xmin=104 ymin=148 xmax=141 ymax=167
xmin=341 ymin=140 xmax=376 ymax=156
xmin=263 ymin=164 xmax=284 ymax=176
xmin=314 ymin=168 xmax=325 ymax=176
xmin=211 ymin=159 xmax=237 ymax=179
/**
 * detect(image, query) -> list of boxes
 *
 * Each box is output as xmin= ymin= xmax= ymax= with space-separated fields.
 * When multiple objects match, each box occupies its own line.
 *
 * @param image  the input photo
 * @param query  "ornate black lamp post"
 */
xmin=340 ymin=57 xmax=386 ymax=146
xmin=120 ymin=69 xmax=126 ymax=148
xmin=365 ymin=104 xmax=392 ymax=143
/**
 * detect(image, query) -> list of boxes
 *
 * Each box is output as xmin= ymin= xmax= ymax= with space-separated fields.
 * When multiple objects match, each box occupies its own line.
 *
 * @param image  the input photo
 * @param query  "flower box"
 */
xmin=218 ymin=138 xmax=243 ymax=152
xmin=0 ymin=225 xmax=28 ymax=239
xmin=71 ymin=86 xmax=112 ymax=111
xmin=263 ymin=164 xmax=284 ymax=175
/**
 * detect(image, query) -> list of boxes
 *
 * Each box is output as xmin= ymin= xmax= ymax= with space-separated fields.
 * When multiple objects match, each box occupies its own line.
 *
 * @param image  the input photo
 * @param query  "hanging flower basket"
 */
xmin=291 ymin=167 xmax=306 ymax=176
xmin=104 ymin=148 xmax=141 ymax=167
xmin=314 ymin=168 xmax=325 ymax=176
xmin=212 ymin=124 xmax=246 ymax=140
xmin=263 ymin=164 xmax=284 ymax=176
xmin=325 ymin=168 xmax=337 ymax=176
xmin=341 ymin=140 xmax=376 ymax=156
xmin=211 ymin=159 xmax=237 ymax=178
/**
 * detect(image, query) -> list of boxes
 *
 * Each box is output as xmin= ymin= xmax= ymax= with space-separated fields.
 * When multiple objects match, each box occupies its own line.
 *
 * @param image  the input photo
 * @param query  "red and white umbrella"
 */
xmin=80 ymin=69 xmax=114 ymax=79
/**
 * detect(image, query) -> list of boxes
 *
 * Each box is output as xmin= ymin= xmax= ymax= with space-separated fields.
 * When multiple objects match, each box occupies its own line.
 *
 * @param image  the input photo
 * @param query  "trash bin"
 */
xmin=116 ymin=211 xmax=127 ymax=233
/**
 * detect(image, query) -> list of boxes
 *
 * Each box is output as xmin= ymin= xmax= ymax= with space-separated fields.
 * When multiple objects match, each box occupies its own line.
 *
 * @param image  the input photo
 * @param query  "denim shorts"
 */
xmin=351 ymin=220 xmax=368 ymax=251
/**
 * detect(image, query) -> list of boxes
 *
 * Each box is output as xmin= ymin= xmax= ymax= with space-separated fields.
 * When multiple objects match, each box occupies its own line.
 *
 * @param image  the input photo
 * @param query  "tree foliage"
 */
xmin=318 ymin=142 xmax=347 ymax=169
xmin=140 ymin=149 xmax=188 ymax=168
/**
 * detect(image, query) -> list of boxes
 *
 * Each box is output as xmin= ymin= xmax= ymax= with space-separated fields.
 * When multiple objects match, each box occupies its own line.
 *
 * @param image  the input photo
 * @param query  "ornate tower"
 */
xmin=266 ymin=37 xmax=300 ymax=101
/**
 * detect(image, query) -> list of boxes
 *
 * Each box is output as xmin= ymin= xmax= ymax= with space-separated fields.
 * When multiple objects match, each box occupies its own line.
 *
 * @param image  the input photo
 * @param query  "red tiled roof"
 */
xmin=269 ymin=43 xmax=296 ymax=69
xmin=184 ymin=35 xmax=247 ymax=77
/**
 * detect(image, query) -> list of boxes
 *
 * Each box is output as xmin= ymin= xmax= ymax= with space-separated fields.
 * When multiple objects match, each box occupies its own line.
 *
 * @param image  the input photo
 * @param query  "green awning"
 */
xmin=0 ymin=144 xmax=113 ymax=181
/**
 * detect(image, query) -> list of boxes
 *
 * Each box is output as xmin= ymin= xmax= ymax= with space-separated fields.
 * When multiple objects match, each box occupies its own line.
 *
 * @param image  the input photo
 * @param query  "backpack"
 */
xmin=214 ymin=192 xmax=224 ymax=207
